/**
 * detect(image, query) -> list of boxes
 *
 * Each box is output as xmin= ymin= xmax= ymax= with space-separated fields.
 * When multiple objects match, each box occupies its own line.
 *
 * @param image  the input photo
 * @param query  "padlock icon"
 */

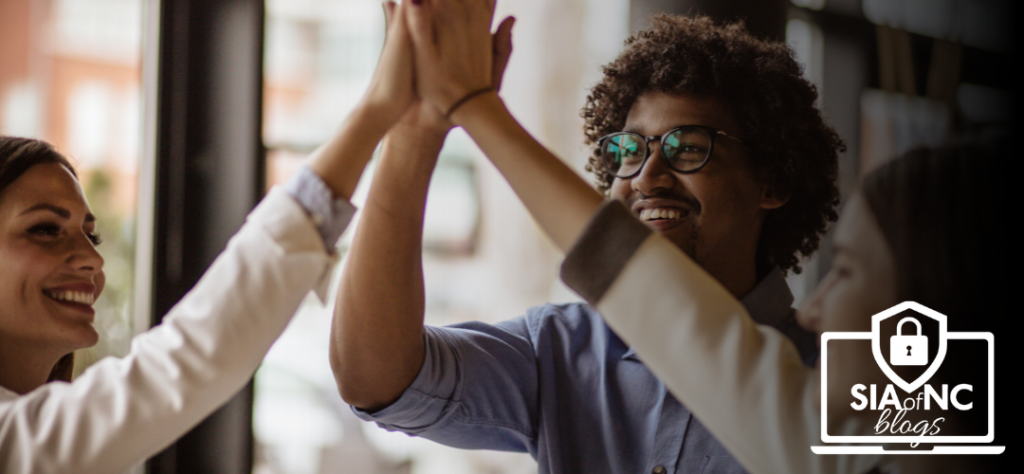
xmin=890 ymin=317 xmax=928 ymax=366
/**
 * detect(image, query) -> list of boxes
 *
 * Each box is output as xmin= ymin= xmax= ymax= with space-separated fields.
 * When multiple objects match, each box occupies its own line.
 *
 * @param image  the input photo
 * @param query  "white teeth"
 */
xmin=640 ymin=208 xmax=684 ymax=221
xmin=45 ymin=290 xmax=95 ymax=306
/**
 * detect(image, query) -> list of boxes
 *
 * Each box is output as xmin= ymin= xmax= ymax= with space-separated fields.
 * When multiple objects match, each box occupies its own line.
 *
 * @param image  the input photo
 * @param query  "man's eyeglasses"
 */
xmin=597 ymin=125 xmax=748 ymax=178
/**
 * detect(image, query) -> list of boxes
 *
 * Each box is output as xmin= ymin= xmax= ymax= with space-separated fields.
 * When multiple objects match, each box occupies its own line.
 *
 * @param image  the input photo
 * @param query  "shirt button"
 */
xmin=652 ymin=467 xmax=667 ymax=474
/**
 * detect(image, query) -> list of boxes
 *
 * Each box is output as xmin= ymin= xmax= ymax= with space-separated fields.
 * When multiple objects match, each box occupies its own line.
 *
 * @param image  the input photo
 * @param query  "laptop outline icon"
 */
xmin=811 ymin=302 xmax=1004 ymax=455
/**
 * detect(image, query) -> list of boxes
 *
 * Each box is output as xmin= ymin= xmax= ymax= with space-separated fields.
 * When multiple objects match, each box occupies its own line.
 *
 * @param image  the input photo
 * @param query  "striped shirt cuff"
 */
xmin=283 ymin=166 xmax=356 ymax=249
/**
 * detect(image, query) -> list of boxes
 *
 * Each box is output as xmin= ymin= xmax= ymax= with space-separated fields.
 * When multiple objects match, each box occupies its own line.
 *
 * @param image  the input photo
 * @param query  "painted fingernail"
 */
xmin=412 ymin=0 xmax=422 ymax=5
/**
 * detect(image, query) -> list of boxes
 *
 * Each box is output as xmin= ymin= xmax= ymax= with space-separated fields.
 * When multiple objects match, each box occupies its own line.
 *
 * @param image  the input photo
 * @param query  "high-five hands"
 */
xmin=382 ymin=0 xmax=515 ymax=134
xmin=360 ymin=1 xmax=416 ymax=127
xmin=305 ymin=0 xmax=423 ymax=200
xmin=328 ymin=1 xmax=514 ymax=412
xmin=397 ymin=0 xmax=603 ymax=251
xmin=330 ymin=0 xmax=600 ymax=415
xmin=400 ymin=0 xmax=514 ymax=123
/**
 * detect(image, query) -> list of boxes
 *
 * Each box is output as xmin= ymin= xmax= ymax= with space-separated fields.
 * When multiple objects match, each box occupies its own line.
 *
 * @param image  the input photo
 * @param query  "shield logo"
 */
xmin=871 ymin=301 xmax=947 ymax=393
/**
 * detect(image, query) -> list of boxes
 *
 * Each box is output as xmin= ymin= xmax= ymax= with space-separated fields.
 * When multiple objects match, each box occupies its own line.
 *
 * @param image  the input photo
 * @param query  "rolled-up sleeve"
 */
xmin=352 ymin=320 xmax=540 ymax=453
xmin=283 ymin=165 xmax=356 ymax=249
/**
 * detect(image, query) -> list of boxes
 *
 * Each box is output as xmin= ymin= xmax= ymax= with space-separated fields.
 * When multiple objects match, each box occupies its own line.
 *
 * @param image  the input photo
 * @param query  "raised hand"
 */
xmin=306 ymin=1 xmax=418 ymax=201
xmin=406 ymin=0 xmax=511 ymax=117
xmin=359 ymin=0 xmax=416 ymax=127
xmin=398 ymin=0 xmax=604 ymax=252
xmin=395 ymin=13 xmax=514 ymax=135
xmin=490 ymin=16 xmax=515 ymax=92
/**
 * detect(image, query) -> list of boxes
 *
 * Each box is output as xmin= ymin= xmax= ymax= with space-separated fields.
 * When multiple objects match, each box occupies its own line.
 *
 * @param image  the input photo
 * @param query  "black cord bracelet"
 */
xmin=444 ymin=87 xmax=494 ymax=119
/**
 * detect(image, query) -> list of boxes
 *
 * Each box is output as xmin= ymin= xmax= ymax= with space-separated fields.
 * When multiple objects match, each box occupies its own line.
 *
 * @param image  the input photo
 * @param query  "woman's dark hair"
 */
xmin=582 ymin=15 xmax=844 ymax=275
xmin=0 ymin=135 xmax=79 ymax=382
xmin=862 ymin=134 xmax=1008 ymax=446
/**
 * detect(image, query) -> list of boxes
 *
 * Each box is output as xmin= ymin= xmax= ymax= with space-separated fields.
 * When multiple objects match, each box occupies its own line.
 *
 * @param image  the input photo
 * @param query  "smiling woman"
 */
xmin=0 ymin=138 xmax=103 ymax=389
xmin=0 ymin=132 xmax=353 ymax=474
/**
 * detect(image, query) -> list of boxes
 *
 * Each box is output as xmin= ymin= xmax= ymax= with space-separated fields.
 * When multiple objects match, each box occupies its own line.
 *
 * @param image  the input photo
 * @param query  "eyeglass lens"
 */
xmin=601 ymin=127 xmax=711 ymax=177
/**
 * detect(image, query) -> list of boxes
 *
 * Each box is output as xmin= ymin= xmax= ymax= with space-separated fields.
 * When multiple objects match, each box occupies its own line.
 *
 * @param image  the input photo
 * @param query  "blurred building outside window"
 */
xmin=255 ymin=0 xmax=629 ymax=473
xmin=0 ymin=0 xmax=145 ymax=374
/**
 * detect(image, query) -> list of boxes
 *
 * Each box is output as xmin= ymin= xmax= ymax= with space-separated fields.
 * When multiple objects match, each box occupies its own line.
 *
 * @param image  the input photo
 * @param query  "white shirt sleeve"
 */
xmin=0 ymin=187 xmax=349 ymax=474
xmin=560 ymin=201 xmax=881 ymax=474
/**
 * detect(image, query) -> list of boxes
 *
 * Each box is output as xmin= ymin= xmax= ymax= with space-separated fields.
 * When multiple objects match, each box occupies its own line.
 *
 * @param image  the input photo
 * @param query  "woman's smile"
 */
xmin=42 ymin=284 xmax=99 ymax=318
xmin=0 ymin=163 xmax=104 ymax=353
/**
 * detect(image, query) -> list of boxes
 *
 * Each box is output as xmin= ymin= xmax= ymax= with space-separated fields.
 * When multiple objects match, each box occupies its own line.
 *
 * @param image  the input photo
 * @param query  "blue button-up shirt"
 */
xmin=354 ymin=268 xmax=817 ymax=474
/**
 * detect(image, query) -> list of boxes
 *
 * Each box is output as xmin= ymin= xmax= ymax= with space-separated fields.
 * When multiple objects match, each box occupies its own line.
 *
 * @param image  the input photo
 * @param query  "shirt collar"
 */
xmin=620 ymin=266 xmax=794 ymax=361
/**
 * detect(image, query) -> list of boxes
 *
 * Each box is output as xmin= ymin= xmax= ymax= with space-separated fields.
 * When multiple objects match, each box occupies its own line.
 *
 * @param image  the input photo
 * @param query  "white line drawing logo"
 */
xmin=812 ymin=301 xmax=1004 ymax=455
xmin=889 ymin=317 xmax=927 ymax=366
xmin=872 ymin=303 xmax=947 ymax=393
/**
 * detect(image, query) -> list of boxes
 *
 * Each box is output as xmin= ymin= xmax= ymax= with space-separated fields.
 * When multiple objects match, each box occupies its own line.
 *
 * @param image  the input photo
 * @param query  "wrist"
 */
xmin=386 ymin=123 xmax=450 ymax=148
xmin=306 ymin=104 xmax=392 ymax=200
xmin=378 ymin=134 xmax=444 ymax=181
xmin=354 ymin=96 xmax=406 ymax=135
xmin=435 ymin=81 xmax=487 ymax=112
xmin=448 ymin=90 xmax=502 ymax=127
xmin=443 ymin=87 xmax=494 ymax=120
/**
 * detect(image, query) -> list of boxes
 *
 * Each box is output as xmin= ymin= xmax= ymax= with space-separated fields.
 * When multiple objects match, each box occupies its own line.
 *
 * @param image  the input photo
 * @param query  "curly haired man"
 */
xmin=332 ymin=14 xmax=843 ymax=474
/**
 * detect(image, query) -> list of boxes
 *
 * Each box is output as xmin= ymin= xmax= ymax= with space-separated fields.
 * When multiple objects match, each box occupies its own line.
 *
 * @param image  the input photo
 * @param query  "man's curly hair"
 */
xmin=582 ymin=15 xmax=844 ymax=274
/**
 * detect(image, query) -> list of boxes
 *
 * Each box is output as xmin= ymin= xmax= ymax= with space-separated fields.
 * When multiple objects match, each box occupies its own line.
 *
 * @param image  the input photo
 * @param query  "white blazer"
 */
xmin=561 ymin=201 xmax=882 ymax=474
xmin=0 ymin=188 xmax=344 ymax=474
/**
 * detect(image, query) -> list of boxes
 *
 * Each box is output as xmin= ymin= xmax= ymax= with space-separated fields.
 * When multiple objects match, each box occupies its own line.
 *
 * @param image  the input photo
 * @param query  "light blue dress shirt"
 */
xmin=354 ymin=268 xmax=817 ymax=474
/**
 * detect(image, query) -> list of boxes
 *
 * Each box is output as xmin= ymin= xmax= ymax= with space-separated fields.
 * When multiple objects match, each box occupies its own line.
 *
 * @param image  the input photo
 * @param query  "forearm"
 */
xmin=331 ymin=126 xmax=446 ymax=410
xmin=307 ymin=104 xmax=396 ymax=201
xmin=450 ymin=93 xmax=604 ymax=252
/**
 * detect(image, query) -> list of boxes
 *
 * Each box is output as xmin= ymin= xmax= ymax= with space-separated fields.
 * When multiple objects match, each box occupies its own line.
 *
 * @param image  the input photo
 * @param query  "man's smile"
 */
xmin=630 ymin=196 xmax=699 ymax=232
xmin=638 ymin=207 xmax=686 ymax=221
